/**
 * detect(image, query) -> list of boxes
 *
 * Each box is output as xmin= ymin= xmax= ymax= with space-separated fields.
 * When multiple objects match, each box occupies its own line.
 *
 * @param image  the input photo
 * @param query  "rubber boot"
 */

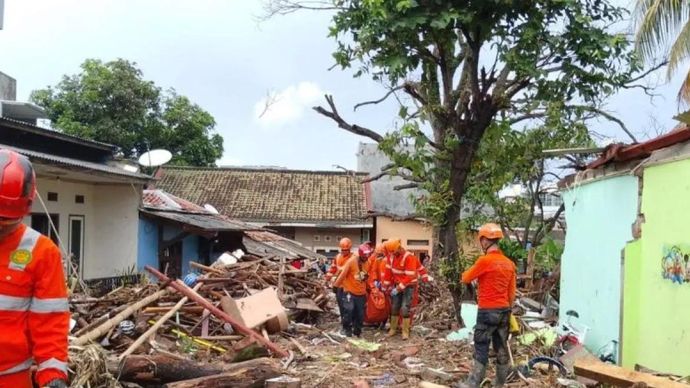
xmin=387 ymin=315 xmax=399 ymax=337
xmin=493 ymin=363 xmax=509 ymax=387
xmin=401 ymin=318 xmax=411 ymax=340
xmin=452 ymin=360 xmax=486 ymax=388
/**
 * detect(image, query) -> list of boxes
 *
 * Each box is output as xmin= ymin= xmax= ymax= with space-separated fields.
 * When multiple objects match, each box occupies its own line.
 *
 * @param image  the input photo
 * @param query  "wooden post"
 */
xmin=145 ymin=265 xmax=289 ymax=357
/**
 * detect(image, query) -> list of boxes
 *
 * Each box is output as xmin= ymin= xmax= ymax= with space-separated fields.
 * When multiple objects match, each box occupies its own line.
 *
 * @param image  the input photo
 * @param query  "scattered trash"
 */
xmin=372 ymin=372 xmax=396 ymax=387
xmin=518 ymin=327 xmax=558 ymax=347
xmin=445 ymin=303 xmax=478 ymax=341
xmin=347 ymin=338 xmax=381 ymax=352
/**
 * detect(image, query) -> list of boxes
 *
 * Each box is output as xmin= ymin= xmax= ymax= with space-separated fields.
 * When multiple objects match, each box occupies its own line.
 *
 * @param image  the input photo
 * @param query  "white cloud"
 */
xmin=254 ymin=82 xmax=324 ymax=127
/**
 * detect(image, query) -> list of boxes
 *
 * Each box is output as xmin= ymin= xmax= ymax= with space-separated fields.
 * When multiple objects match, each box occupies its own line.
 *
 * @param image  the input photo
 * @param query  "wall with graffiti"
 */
xmin=661 ymin=245 xmax=690 ymax=284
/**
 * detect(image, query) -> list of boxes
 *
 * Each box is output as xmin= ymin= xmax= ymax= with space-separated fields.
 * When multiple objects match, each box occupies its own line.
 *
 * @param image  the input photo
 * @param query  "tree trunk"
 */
xmin=162 ymin=358 xmax=282 ymax=388
xmin=109 ymin=354 xmax=223 ymax=384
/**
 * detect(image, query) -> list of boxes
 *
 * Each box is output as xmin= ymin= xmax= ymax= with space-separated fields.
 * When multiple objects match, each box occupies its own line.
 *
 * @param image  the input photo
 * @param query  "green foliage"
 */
xmin=30 ymin=59 xmax=224 ymax=166
xmin=534 ymin=238 xmax=564 ymax=273
xmin=498 ymin=239 xmax=527 ymax=265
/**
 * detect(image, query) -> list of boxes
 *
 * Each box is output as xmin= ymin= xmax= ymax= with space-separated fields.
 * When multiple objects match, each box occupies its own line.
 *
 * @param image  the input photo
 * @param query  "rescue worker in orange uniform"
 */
xmin=364 ymin=243 xmax=390 ymax=329
xmin=384 ymin=238 xmax=419 ymax=340
xmin=333 ymin=243 xmax=370 ymax=337
xmin=0 ymin=149 xmax=69 ymax=388
xmin=456 ymin=223 xmax=516 ymax=388
xmin=325 ymin=238 xmax=356 ymax=334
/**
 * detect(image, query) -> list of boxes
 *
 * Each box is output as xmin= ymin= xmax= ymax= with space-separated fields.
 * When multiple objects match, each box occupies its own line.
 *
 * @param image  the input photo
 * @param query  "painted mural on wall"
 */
xmin=662 ymin=245 xmax=690 ymax=284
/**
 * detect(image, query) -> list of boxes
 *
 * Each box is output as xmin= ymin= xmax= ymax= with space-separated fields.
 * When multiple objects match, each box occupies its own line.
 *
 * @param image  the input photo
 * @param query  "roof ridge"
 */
xmin=162 ymin=165 xmax=368 ymax=176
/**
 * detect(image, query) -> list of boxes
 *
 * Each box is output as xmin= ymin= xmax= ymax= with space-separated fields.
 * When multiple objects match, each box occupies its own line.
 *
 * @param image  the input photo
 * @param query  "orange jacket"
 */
xmin=333 ymin=256 xmax=367 ymax=296
xmin=385 ymin=251 xmax=418 ymax=290
xmin=408 ymin=256 xmax=429 ymax=286
xmin=461 ymin=248 xmax=516 ymax=309
xmin=0 ymin=224 xmax=69 ymax=385
xmin=325 ymin=252 xmax=354 ymax=283
xmin=366 ymin=255 xmax=388 ymax=288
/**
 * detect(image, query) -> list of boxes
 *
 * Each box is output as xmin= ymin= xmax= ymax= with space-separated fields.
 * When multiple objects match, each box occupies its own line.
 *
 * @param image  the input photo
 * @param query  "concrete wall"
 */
xmin=89 ymin=185 xmax=141 ymax=279
xmin=560 ymin=175 xmax=638 ymax=359
xmin=294 ymin=227 xmax=366 ymax=255
xmin=0 ymin=71 xmax=16 ymax=100
xmin=621 ymin=158 xmax=690 ymax=375
xmin=375 ymin=216 xmax=433 ymax=258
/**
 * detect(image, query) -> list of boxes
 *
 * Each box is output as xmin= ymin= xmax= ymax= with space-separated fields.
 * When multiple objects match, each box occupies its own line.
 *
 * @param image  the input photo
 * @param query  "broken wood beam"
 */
xmin=110 ymin=354 xmax=223 ymax=384
xmin=190 ymin=261 xmax=224 ymax=275
xmin=119 ymin=283 xmax=203 ymax=360
xmin=162 ymin=357 xmax=282 ymax=388
xmin=143 ymin=306 xmax=205 ymax=314
xmin=144 ymin=265 xmax=289 ymax=357
xmin=574 ymin=358 xmax=689 ymax=388
xmin=72 ymin=289 xmax=167 ymax=346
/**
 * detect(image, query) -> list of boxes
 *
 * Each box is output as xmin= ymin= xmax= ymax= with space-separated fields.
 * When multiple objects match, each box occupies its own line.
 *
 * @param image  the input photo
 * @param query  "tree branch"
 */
xmin=508 ymin=112 xmax=546 ymax=125
xmin=394 ymin=182 xmax=419 ymax=190
xmin=313 ymin=95 xmax=384 ymax=142
xmin=354 ymin=85 xmax=407 ymax=111
xmin=261 ymin=0 xmax=344 ymax=20
xmin=568 ymin=105 xmax=638 ymax=143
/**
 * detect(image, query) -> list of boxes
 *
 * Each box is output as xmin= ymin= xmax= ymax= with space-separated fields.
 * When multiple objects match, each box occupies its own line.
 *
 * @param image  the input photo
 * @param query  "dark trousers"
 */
xmin=390 ymin=286 xmax=414 ymax=318
xmin=334 ymin=287 xmax=346 ymax=326
xmin=342 ymin=292 xmax=366 ymax=336
xmin=473 ymin=308 xmax=511 ymax=365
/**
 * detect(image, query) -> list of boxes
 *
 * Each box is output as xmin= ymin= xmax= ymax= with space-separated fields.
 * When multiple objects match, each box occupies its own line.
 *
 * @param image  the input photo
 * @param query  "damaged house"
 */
xmin=559 ymin=127 xmax=690 ymax=375
xmin=154 ymin=166 xmax=372 ymax=258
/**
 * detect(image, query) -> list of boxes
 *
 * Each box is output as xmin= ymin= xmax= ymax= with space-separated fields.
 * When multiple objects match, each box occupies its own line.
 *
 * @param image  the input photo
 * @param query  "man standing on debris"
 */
xmin=457 ymin=223 xmax=516 ymax=388
xmin=0 ymin=150 xmax=69 ymax=388
xmin=333 ymin=243 xmax=371 ymax=337
xmin=325 ymin=238 xmax=356 ymax=333
xmin=384 ymin=238 xmax=418 ymax=340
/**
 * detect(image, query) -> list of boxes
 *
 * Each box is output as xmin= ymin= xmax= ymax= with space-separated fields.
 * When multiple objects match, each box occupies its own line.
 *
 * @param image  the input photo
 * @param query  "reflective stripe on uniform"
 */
xmin=404 ymin=270 xmax=416 ymax=276
xmin=17 ymin=227 xmax=40 ymax=252
xmin=0 ymin=358 xmax=33 ymax=376
xmin=0 ymin=294 xmax=31 ymax=311
xmin=38 ymin=358 xmax=68 ymax=373
xmin=30 ymin=297 xmax=69 ymax=313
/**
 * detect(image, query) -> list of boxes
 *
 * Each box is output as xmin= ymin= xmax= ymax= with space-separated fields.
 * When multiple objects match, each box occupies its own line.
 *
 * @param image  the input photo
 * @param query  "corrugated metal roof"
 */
xmin=244 ymin=230 xmax=325 ymax=261
xmin=0 ymin=143 xmax=150 ymax=180
xmin=588 ymin=127 xmax=690 ymax=169
xmin=140 ymin=209 xmax=256 ymax=232
xmin=0 ymin=116 xmax=117 ymax=151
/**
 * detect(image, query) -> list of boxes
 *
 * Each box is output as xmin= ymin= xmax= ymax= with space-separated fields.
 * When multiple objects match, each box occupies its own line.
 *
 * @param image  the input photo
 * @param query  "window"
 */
xmin=31 ymin=213 xmax=59 ymax=244
xmin=324 ymin=235 xmax=332 ymax=242
xmin=313 ymin=235 xmax=321 ymax=242
xmin=47 ymin=192 xmax=58 ymax=202
xmin=75 ymin=195 xmax=85 ymax=204
xmin=361 ymin=229 xmax=371 ymax=242
xmin=539 ymin=193 xmax=563 ymax=207
xmin=68 ymin=215 xmax=85 ymax=278
xmin=408 ymin=239 xmax=430 ymax=246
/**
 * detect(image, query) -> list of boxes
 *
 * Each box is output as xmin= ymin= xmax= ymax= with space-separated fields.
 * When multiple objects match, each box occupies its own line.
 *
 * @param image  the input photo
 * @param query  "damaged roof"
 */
xmin=588 ymin=126 xmax=690 ymax=169
xmin=243 ymin=230 xmax=325 ymax=261
xmin=155 ymin=166 xmax=371 ymax=224
xmin=141 ymin=190 xmax=260 ymax=232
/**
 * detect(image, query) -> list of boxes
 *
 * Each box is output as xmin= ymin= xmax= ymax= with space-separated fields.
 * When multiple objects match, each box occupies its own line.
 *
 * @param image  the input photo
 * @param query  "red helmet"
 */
xmin=358 ymin=242 xmax=373 ymax=259
xmin=0 ymin=149 xmax=36 ymax=219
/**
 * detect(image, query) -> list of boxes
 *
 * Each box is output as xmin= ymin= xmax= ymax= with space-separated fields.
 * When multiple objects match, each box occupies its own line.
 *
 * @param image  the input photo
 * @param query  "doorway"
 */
xmin=159 ymin=241 xmax=183 ymax=280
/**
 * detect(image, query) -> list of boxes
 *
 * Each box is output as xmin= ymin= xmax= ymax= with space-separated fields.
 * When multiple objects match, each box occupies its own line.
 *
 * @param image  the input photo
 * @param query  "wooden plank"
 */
xmin=574 ymin=358 xmax=690 ymax=388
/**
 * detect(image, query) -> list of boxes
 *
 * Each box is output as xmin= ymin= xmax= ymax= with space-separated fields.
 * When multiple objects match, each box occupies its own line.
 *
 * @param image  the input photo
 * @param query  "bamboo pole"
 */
xmin=119 ymin=283 xmax=202 ymax=360
xmin=72 ymin=289 xmax=167 ymax=346
xmin=144 ymin=265 xmax=288 ymax=357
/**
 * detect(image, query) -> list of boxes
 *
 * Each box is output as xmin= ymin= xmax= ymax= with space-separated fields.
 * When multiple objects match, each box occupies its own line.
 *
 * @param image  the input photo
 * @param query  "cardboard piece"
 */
xmin=220 ymin=287 xmax=287 ymax=330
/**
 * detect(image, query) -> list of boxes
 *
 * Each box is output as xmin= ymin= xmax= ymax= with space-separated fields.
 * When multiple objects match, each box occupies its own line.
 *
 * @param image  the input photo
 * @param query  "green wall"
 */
xmin=560 ymin=175 xmax=639 ymax=360
xmin=622 ymin=158 xmax=690 ymax=375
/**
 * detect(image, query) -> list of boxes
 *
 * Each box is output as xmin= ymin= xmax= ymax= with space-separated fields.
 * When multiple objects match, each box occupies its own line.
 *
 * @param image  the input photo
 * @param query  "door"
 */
xmin=159 ymin=241 xmax=183 ymax=280
xmin=68 ymin=215 xmax=85 ymax=278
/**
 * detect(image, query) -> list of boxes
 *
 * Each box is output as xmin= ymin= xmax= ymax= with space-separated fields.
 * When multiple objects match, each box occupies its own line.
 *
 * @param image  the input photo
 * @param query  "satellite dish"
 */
xmin=138 ymin=149 xmax=172 ymax=167
xmin=204 ymin=204 xmax=219 ymax=214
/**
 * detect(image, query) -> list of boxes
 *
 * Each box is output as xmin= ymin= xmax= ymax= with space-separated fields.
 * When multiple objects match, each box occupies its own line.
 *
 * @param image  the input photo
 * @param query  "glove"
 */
xmin=43 ymin=380 xmax=68 ymax=388
xmin=427 ymin=275 xmax=434 ymax=282
xmin=374 ymin=280 xmax=381 ymax=289
xmin=390 ymin=287 xmax=399 ymax=297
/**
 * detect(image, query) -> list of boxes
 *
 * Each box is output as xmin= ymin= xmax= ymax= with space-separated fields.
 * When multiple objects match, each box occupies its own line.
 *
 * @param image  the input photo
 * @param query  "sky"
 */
xmin=0 ymin=0 xmax=687 ymax=170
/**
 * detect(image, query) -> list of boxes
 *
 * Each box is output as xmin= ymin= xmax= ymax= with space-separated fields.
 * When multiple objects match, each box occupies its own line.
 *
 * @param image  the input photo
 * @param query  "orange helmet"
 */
xmin=339 ymin=237 xmax=352 ymax=251
xmin=384 ymin=238 xmax=402 ymax=254
xmin=478 ymin=223 xmax=504 ymax=241
xmin=374 ymin=243 xmax=385 ymax=256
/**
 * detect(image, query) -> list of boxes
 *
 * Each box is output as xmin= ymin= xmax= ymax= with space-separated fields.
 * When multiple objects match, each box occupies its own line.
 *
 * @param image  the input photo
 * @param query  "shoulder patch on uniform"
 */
xmin=9 ymin=249 xmax=33 ymax=270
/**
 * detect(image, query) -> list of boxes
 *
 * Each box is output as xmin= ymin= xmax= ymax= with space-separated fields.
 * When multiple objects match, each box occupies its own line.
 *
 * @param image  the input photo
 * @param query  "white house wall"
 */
xmin=24 ymin=177 xmax=141 ymax=280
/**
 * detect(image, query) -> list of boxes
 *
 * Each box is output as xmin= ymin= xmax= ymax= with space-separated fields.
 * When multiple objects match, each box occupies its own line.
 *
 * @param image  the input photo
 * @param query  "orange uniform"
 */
xmin=325 ymin=252 xmax=354 ymax=282
xmin=461 ymin=249 xmax=516 ymax=309
xmin=385 ymin=251 xmax=419 ymax=290
xmin=0 ymin=224 xmax=69 ymax=386
xmin=366 ymin=255 xmax=387 ymax=288
xmin=333 ymin=256 xmax=367 ymax=296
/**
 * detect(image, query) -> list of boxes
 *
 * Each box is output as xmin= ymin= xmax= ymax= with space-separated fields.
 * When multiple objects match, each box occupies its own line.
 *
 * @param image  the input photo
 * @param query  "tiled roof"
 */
xmin=156 ymin=166 xmax=370 ymax=224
